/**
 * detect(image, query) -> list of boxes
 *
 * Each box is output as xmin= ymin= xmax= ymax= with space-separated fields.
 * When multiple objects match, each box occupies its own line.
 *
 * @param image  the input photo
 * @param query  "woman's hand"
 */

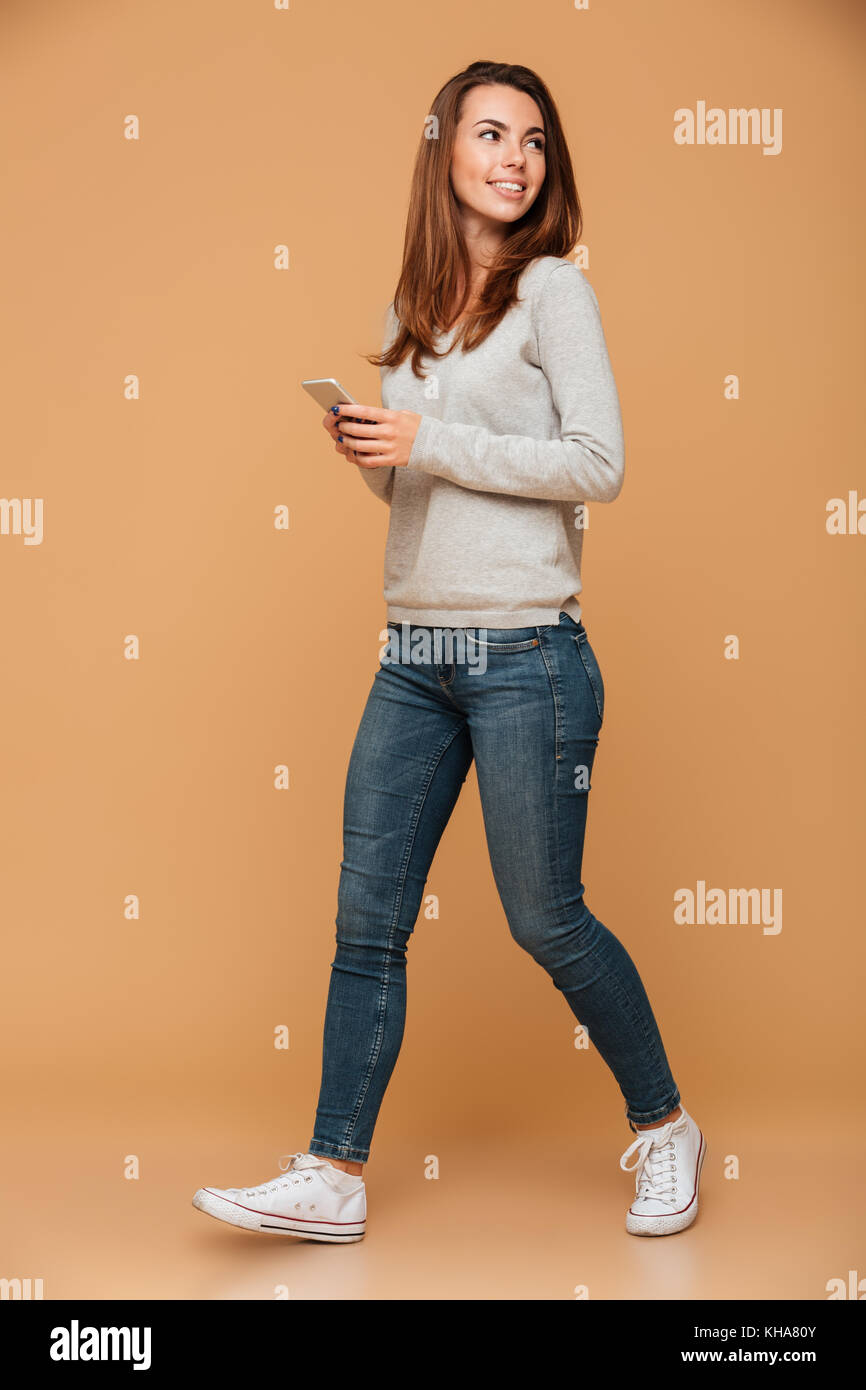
xmin=321 ymin=404 xmax=422 ymax=469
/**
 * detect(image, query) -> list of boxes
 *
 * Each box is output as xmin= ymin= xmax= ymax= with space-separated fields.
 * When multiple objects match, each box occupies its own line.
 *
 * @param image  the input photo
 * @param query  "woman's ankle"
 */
xmin=633 ymin=1104 xmax=683 ymax=1131
xmin=325 ymin=1156 xmax=364 ymax=1176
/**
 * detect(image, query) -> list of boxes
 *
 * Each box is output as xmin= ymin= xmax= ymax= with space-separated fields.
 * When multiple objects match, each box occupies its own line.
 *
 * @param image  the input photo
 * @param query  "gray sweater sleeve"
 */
xmin=404 ymin=263 xmax=625 ymax=503
xmin=354 ymin=304 xmax=396 ymax=506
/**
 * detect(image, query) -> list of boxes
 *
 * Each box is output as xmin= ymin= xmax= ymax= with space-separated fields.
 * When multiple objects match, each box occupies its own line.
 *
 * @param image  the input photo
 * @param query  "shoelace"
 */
xmin=619 ymin=1118 xmax=683 ymax=1206
xmin=278 ymin=1151 xmax=322 ymax=1174
xmin=242 ymin=1151 xmax=336 ymax=1198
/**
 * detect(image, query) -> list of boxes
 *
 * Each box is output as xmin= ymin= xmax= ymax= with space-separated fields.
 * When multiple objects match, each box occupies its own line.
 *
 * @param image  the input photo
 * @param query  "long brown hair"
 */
xmin=366 ymin=60 xmax=582 ymax=380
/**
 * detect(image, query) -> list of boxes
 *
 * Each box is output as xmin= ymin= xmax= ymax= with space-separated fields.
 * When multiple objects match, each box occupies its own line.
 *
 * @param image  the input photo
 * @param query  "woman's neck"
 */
xmin=445 ymin=270 xmax=487 ymax=331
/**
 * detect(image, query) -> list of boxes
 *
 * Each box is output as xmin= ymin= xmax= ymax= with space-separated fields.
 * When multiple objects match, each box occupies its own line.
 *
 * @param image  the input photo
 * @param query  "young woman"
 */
xmin=194 ymin=59 xmax=706 ymax=1244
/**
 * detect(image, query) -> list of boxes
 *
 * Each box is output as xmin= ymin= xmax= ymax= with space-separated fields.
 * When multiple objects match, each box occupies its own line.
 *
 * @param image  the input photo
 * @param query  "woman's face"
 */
xmin=449 ymin=83 xmax=546 ymax=232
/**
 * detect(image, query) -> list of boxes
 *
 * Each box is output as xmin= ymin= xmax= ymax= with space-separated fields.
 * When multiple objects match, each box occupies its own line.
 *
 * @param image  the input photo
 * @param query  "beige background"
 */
xmin=1 ymin=0 xmax=863 ymax=1299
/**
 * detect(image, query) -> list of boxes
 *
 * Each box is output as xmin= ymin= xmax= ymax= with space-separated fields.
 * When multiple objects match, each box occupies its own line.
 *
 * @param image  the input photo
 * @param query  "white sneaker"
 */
xmin=619 ymin=1106 xmax=706 ymax=1236
xmin=192 ymin=1151 xmax=366 ymax=1242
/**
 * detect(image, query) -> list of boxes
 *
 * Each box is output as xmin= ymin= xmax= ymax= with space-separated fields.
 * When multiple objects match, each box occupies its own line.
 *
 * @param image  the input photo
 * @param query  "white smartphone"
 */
xmin=301 ymin=377 xmax=377 ymax=424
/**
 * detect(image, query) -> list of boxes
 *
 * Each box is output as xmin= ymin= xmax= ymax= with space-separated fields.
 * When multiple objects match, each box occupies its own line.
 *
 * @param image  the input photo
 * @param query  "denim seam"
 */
xmin=549 ymin=635 xmax=674 ymax=1119
xmin=625 ymin=1090 xmax=683 ymax=1128
xmin=435 ymin=668 xmax=462 ymax=704
xmin=308 ymin=1141 xmax=370 ymax=1162
xmin=567 ymin=924 xmax=673 ymax=1121
xmin=574 ymin=635 xmax=604 ymax=723
xmin=463 ymin=639 xmax=538 ymax=652
xmin=536 ymin=631 xmax=563 ymax=762
xmin=335 ymin=717 xmax=469 ymax=1155
xmin=463 ymin=622 xmax=554 ymax=654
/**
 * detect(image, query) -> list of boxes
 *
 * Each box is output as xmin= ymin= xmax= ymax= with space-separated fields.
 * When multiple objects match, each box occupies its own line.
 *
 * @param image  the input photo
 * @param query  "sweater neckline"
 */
xmin=432 ymin=322 xmax=463 ymax=356
xmin=425 ymin=255 xmax=554 ymax=348
xmin=431 ymin=255 xmax=551 ymax=348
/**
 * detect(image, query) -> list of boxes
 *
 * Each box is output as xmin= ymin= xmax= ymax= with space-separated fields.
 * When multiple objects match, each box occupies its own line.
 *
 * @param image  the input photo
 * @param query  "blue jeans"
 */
xmin=308 ymin=612 xmax=680 ymax=1162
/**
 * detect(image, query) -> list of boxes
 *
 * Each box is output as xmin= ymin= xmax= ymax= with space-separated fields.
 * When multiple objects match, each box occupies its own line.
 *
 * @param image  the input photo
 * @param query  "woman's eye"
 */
xmin=479 ymin=129 xmax=544 ymax=152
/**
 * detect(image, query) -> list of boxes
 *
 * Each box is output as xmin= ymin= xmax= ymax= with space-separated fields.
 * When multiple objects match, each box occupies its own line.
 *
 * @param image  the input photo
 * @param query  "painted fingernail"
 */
xmin=331 ymin=405 xmax=340 ymax=414
xmin=337 ymin=434 xmax=343 ymax=442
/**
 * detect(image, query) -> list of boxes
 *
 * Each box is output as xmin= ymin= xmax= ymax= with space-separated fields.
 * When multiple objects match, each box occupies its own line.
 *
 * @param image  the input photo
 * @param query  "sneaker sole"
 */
xmin=625 ymin=1132 xmax=706 ymax=1237
xmin=192 ymin=1188 xmax=365 ymax=1242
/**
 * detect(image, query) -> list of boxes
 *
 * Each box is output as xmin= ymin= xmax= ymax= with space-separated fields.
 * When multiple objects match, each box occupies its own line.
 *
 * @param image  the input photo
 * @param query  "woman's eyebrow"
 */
xmin=472 ymin=118 xmax=545 ymax=136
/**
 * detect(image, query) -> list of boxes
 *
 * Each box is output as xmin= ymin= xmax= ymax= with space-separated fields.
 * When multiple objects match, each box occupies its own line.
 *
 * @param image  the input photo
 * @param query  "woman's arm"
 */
xmin=353 ymin=448 xmax=395 ymax=504
xmin=405 ymin=263 xmax=625 ymax=503
xmin=353 ymin=304 xmax=397 ymax=506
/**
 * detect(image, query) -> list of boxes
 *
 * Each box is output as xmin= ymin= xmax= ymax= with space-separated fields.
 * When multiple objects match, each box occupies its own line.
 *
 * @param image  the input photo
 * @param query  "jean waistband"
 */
xmin=387 ymin=610 xmax=583 ymax=638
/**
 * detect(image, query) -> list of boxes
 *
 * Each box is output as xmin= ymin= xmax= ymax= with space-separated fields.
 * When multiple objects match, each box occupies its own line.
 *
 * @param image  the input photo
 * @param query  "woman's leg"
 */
xmin=451 ymin=615 xmax=681 ymax=1130
xmin=308 ymin=646 xmax=473 ymax=1165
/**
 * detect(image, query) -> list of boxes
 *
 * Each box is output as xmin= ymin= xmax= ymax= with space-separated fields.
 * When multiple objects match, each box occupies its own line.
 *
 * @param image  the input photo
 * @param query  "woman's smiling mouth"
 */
xmin=487 ymin=179 xmax=527 ymax=199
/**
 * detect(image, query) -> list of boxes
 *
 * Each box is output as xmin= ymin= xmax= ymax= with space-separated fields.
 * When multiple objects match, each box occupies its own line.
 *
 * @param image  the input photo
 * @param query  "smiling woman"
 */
xmin=317 ymin=60 xmax=702 ymax=1234
xmin=363 ymin=61 xmax=581 ymax=362
xmin=195 ymin=59 xmax=706 ymax=1250
xmin=459 ymin=115 xmax=545 ymax=204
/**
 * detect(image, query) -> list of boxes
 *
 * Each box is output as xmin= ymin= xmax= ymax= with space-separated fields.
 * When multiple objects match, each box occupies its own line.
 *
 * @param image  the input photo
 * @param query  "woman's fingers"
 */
xmin=337 ymin=424 xmax=391 ymax=454
xmin=323 ymin=413 xmax=344 ymax=448
xmin=333 ymin=404 xmax=391 ymax=447
xmin=326 ymin=415 xmax=360 ymax=458
xmin=334 ymin=403 xmax=387 ymax=425
xmin=323 ymin=406 xmax=389 ymax=466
